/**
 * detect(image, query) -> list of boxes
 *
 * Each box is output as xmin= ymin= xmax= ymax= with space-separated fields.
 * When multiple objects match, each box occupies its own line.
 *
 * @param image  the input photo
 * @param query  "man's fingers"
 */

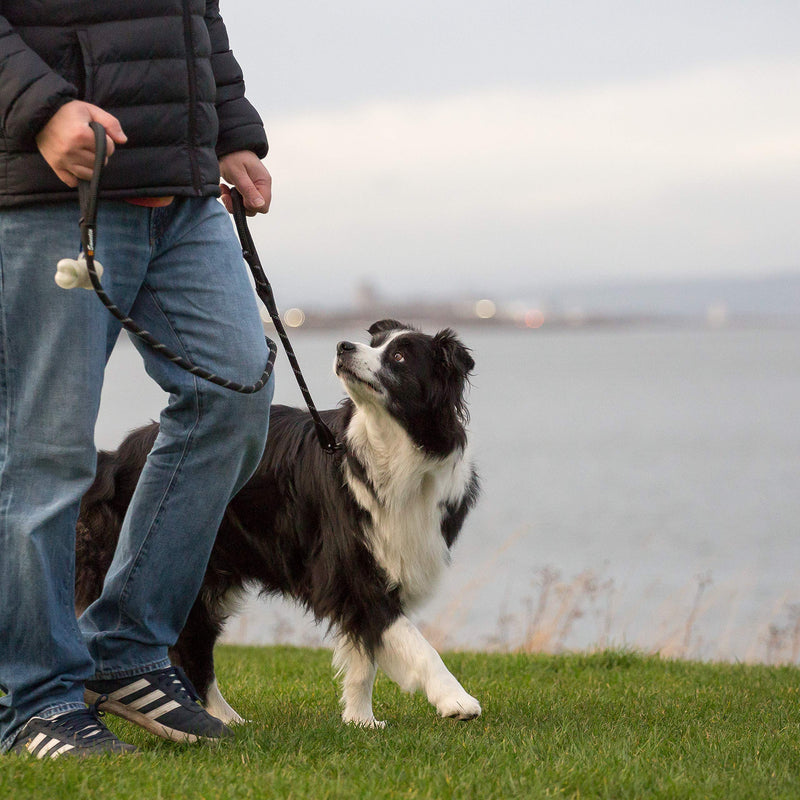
xmin=70 ymin=146 xmax=106 ymax=175
xmin=67 ymin=163 xmax=96 ymax=182
xmin=88 ymin=105 xmax=128 ymax=145
xmin=218 ymin=151 xmax=272 ymax=215
xmin=36 ymin=101 xmax=128 ymax=187
xmin=51 ymin=162 xmax=96 ymax=187
xmin=219 ymin=184 xmax=233 ymax=214
xmin=55 ymin=170 xmax=79 ymax=188
xmin=250 ymin=177 xmax=271 ymax=214
xmin=235 ymin=171 xmax=266 ymax=211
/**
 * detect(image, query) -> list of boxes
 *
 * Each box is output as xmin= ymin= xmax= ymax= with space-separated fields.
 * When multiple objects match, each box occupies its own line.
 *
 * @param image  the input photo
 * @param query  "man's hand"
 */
xmin=36 ymin=101 xmax=127 ymax=188
xmin=219 ymin=150 xmax=271 ymax=216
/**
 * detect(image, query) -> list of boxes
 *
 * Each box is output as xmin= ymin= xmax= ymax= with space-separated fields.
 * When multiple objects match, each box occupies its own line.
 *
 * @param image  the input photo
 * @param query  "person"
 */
xmin=0 ymin=2 xmax=275 ymax=758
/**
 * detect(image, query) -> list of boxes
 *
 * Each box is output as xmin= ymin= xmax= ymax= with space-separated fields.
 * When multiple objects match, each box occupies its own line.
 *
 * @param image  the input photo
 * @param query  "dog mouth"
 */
xmin=335 ymin=360 xmax=383 ymax=394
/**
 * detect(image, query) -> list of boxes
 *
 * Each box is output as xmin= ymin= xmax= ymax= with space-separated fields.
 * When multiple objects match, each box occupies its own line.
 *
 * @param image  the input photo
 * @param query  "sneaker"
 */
xmin=11 ymin=703 xmax=137 ymax=759
xmin=84 ymin=666 xmax=232 ymax=743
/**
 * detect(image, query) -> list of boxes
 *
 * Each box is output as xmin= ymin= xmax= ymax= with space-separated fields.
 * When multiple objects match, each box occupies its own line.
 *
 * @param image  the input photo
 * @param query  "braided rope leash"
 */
xmin=62 ymin=121 xmax=340 ymax=452
xmin=229 ymin=187 xmax=341 ymax=454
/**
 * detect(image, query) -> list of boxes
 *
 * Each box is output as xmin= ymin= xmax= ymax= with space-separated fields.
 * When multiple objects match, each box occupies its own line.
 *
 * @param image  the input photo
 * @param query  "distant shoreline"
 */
xmin=260 ymin=308 xmax=800 ymax=333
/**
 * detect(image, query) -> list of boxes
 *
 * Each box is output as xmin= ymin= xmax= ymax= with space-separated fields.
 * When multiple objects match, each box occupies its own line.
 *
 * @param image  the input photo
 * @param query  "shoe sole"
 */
xmin=84 ymin=689 xmax=221 ymax=744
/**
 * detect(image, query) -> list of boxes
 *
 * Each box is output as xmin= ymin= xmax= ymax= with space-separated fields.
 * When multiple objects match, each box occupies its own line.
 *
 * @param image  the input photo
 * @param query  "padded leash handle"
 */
xmin=78 ymin=123 xmax=104 ymax=258
xmin=77 ymin=121 xmax=277 ymax=394
xmin=230 ymin=188 xmax=342 ymax=454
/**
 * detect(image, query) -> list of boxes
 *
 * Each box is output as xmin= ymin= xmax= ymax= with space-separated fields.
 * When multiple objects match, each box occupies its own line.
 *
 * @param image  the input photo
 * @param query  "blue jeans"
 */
xmin=0 ymin=197 xmax=273 ymax=751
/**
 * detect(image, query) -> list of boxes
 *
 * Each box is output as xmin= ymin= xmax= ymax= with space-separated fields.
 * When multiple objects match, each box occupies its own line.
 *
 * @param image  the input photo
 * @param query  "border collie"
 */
xmin=75 ymin=319 xmax=481 ymax=728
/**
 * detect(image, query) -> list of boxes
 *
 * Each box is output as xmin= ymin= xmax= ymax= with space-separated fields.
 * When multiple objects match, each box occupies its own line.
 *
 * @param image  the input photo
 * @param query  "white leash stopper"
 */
xmin=55 ymin=254 xmax=104 ymax=290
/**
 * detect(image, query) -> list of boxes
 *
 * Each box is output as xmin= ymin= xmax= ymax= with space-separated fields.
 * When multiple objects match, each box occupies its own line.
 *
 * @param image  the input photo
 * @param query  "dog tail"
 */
xmin=75 ymin=451 xmax=125 ymax=613
xmin=75 ymin=422 xmax=159 ymax=613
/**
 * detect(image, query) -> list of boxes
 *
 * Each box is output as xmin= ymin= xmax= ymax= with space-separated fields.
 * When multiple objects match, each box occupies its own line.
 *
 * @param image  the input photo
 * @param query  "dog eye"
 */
xmin=392 ymin=351 xmax=404 ymax=363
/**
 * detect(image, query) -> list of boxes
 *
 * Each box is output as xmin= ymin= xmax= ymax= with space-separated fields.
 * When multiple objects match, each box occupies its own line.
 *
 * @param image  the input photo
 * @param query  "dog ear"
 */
xmin=433 ymin=329 xmax=475 ymax=376
xmin=367 ymin=319 xmax=409 ymax=337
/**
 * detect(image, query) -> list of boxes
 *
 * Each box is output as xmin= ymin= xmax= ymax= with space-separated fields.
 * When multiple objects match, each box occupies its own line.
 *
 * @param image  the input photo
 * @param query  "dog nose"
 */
xmin=337 ymin=341 xmax=356 ymax=355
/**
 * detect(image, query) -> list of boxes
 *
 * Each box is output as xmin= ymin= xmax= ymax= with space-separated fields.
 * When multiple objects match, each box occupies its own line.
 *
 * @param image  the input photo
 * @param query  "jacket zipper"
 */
xmin=182 ymin=0 xmax=202 ymax=194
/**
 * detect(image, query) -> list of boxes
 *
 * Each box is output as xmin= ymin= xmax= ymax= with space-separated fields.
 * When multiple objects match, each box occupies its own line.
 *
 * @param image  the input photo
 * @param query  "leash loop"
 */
xmin=77 ymin=122 xmax=339 ymax=450
xmin=79 ymin=122 xmax=277 ymax=394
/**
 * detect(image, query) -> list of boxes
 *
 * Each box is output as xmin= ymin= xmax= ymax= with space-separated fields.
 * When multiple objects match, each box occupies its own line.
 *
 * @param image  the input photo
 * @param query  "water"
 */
xmin=97 ymin=324 xmax=800 ymax=662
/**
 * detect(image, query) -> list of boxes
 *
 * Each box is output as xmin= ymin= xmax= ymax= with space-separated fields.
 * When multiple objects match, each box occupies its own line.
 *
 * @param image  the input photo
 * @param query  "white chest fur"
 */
xmin=344 ymin=409 xmax=472 ymax=607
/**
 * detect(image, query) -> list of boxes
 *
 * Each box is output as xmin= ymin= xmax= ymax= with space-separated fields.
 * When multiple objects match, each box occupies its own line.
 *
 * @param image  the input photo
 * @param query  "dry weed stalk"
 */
xmin=762 ymin=603 xmax=800 ymax=665
xmin=518 ymin=568 xmax=615 ymax=654
xmin=650 ymin=572 xmax=713 ymax=659
xmin=221 ymin=557 xmax=800 ymax=667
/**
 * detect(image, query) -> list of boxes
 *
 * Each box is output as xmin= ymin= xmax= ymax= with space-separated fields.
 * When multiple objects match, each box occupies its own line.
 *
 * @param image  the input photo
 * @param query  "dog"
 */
xmin=75 ymin=319 xmax=481 ymax=728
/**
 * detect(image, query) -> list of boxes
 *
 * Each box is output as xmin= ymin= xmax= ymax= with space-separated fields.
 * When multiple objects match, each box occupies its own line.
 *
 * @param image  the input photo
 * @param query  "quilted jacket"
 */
xmin=0 ymin=0 xmax=267 ymax=206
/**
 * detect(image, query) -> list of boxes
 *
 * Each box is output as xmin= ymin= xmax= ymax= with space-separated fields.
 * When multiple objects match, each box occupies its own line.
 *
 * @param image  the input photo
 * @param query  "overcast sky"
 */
xmin=221 ymin=2 xmax=800 ymax=307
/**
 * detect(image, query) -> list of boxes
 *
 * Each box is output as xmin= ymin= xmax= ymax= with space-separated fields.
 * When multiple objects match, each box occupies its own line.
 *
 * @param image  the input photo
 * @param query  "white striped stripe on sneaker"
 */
xmin=50 ymin=743 xmax=75 ymax=759
xmin=145 ymin=700 xmax=181 ymax=720
xmin=108 ymin=678 xmax=151 ymax=702
xmin=37 ymin=738 xmax=61 ymax=758
xmin=126 ymin=689 xmax=166 ymax=711
xmin=26 ymin=732 xmax=47 ymax=753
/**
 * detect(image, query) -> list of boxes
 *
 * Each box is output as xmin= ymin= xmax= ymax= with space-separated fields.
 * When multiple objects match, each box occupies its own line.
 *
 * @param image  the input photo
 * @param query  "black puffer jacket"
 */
xmin=0 ymin=0 xmax=267 ymax=207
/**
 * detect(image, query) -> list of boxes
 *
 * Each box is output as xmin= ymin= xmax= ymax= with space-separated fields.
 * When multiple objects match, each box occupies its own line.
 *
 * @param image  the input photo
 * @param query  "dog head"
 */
xmin=334 ymin=319 xmax=474 ymax=455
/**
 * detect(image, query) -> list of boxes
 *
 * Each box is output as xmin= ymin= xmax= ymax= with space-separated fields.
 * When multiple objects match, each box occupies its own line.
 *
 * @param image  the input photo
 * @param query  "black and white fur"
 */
xmin=75 ymin=319 xmax=481 ymax=727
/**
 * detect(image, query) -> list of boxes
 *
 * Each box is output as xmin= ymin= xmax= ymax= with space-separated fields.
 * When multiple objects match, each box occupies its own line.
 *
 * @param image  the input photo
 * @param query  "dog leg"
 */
xmin=376 ymin=615 xmax=481 ymax=720
xmin=333 ymin=637 xmax=385 ymax=728
xmin=204 ymin=676 xmax=246 ymax=725
xmin=170 ymin=595 xmax=246 ymax=724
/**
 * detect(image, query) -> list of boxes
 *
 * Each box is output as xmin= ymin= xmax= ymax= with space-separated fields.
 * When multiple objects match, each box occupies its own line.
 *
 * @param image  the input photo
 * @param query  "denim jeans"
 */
xmin=0 ymin=197 xmax=273 ymax=751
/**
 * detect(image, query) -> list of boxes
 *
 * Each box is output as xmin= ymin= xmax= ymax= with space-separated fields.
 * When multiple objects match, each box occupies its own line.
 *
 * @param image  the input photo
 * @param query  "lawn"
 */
xmin=3 ymin=646 xmax=800 ymax=799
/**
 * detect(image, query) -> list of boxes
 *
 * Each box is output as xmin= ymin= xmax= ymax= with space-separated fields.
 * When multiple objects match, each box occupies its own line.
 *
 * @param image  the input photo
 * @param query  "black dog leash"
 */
xmin=78 ymin=123 xmax=275 ymax=394
xmin=228 ymin=188 xmax=341 ymax=454
xmin=78 ymin=121 xmax=341 ymax=453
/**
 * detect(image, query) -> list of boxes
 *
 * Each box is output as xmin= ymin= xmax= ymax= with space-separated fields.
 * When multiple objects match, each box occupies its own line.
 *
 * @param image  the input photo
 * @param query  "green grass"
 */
xmin=3 ymin=646 xmax=800 ymax=799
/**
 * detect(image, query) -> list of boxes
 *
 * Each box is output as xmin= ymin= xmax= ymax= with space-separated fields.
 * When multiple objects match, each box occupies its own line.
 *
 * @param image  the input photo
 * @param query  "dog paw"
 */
xmin=342 ymin=713 xmax=387 ymax=729
xmin=206 ymin=705 xmax=249 ymax=725
xmin=437 ymin=693 xmax=481 ymax=721
xmin=203 ymin=679 xmax=249 ymax=725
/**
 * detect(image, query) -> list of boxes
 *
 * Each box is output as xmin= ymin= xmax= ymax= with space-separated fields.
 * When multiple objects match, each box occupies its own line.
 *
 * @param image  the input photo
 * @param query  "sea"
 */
xmin=96 ymin=322 xmax=800 ymax=663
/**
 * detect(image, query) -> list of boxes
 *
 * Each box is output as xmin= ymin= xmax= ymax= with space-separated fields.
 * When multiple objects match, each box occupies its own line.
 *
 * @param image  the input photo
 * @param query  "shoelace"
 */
xmin=51 ymin=699 xmax=114 ymax=742
xmin=153 ymin=666 xmax=202 ymax=705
